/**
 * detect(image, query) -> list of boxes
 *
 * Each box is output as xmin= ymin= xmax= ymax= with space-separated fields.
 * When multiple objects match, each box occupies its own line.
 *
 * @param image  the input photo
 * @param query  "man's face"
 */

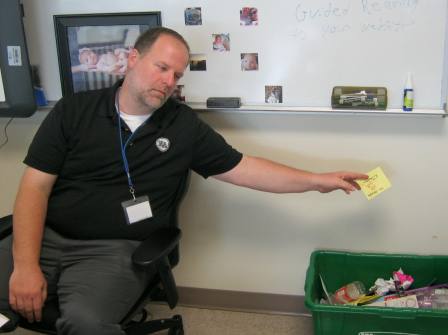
xmin=125 ymin=34 xmax=189 ymax=112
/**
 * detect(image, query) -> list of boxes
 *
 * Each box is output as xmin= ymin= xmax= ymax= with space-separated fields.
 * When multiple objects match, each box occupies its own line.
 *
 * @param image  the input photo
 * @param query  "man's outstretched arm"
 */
xmin=213 ymin=155 xmax=367 ymax=194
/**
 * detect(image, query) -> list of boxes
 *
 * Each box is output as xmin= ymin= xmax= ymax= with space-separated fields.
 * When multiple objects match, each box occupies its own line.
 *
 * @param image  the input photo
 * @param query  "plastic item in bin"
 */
xmin=366 ymin=287 xmax=448 ymax=310
xmin=369 ymin=268 xmax=414 ymax=296
xmin=368 ymin=294 xmax=419 ymax=308
xmin=350 ymin=294 xmax=381 ymax=306
xmin=405 ymin=284 xmax=448 ymax=309
xmin=330 ymin=281 xmax=366 ymax=305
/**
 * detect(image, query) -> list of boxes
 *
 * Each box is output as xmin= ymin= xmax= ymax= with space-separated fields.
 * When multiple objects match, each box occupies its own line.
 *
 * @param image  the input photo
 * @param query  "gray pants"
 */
xmin=0 ymin=227 xmax=154 ymax=335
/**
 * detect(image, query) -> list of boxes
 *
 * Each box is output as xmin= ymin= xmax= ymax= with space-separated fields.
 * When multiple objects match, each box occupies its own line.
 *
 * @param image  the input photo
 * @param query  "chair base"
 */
xmin=19 ymin=322 xmax=57 ymax=335
xmin=124 ymin=314 xmax=183 ymax=335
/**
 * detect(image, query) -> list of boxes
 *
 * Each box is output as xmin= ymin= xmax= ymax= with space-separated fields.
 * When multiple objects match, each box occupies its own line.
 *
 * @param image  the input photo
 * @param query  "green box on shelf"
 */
xmin=332 ymin=86 xmax=387 ymax=110
xmin=305 ymin=250 xmax=448 ymax=335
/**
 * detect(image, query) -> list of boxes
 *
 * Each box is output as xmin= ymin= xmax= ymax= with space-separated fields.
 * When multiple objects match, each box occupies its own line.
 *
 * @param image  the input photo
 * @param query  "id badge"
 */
xmin=121 ymin=195 xmax=153 ymax=225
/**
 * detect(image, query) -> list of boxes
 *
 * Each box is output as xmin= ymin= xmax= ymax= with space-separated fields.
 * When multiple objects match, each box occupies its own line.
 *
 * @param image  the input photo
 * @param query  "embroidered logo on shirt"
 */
xmin=155 ymin=137 xmax=170 ymax=152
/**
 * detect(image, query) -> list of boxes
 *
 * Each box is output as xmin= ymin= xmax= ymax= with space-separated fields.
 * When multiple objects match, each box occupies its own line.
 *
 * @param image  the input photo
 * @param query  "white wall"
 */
xmin=1 ymin=0 xmax=447 ymax=296
xmin=177 ymin=112 xmax=448 ymax=295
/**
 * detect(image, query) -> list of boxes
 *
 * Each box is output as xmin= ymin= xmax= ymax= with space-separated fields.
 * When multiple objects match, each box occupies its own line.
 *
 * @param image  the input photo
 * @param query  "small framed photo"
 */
xmin=265 ymin=85 xmax=283 ymax=103
xmin=185 ymin=8 xmax=202 ymax=25
xmin=212 ymin=33 xmax=230 ymax=52
xmin=241 ymin=53 xmax=259 ymax=71
xmin=189 ymin=54 xmax=207 ymax=71
xmin=240 ymin=7 xmax=258 ymax=26
xmin=54 ymin=12 xmax=161 ymax=96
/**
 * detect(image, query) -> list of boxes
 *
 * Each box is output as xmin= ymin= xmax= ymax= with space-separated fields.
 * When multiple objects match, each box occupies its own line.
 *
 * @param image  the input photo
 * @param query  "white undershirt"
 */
xmin=119 ymin=111 xmax=151 ymax=132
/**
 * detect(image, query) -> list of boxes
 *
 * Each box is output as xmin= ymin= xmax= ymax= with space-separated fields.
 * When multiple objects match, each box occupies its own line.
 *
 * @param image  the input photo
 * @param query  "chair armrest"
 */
xmin=132 ymin=227 xmax=182 ymax=308
xmin=0 ymin=215 xmax=13 ymax=240
xmin=132 ymin=227 xmax=181 ymax=267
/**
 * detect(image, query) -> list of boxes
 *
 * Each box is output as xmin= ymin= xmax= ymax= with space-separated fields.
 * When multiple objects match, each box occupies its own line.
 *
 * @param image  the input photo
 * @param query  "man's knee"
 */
xmin=56 ymin=306 xmax=124 ymax=335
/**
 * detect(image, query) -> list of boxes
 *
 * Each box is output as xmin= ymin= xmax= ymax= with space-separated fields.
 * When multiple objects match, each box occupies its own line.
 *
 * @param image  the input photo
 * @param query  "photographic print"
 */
xmin=54 ymin=12 xmax=161 ymax=96
xmin=185 ymin=7 xmax=202 ymax=25
xmin=265 ymin=85 xmax=283 ymax=103
xmin=241 ymin=53 xmax=259 ymax=71
xmin=212 ymin=33 xmax=230 ymax=52
xmin=189 ymin=54 xmax=207 ymax=71
xmin=240 ymin=7 xmax=258 ymax=26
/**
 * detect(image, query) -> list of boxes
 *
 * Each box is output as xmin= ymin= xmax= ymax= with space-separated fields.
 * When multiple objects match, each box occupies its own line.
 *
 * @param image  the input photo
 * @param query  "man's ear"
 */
xmin=127 ymin=48 xmax=139 ymax=69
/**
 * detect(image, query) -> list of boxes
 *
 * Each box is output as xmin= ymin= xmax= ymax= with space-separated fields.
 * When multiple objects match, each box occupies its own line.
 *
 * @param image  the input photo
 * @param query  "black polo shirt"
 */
xmin=24 ymin=82 xmax=242 ymax=240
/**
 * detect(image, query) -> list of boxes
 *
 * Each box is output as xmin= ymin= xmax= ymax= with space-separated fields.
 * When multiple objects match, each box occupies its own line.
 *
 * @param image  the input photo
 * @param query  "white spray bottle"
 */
xmin=403 ymin=72 xmax=414 ymax=112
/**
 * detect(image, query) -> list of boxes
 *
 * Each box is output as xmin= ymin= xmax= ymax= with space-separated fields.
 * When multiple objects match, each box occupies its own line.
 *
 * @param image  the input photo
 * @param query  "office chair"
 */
xmin=0 ymin=172 xmax=190 ymax=335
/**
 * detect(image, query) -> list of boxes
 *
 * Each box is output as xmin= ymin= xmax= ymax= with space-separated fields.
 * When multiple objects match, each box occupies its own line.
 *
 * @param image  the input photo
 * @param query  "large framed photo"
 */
xmin=54 ymin=12 xmax=161 ymax=96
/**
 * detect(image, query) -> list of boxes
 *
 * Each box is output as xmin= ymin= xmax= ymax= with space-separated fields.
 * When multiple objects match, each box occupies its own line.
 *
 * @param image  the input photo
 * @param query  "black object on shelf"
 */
xmin=206 ymin=97 xmax=241 ymax=108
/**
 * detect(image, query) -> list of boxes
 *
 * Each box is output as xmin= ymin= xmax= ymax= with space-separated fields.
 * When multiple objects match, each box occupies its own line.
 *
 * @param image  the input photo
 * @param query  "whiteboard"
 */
xmin=163 ymin=0 xmax=448 ymax=109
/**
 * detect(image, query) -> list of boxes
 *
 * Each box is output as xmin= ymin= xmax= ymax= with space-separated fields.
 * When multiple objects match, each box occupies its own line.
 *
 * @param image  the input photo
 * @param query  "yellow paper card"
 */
xmin=357 ymin=167 xmax=391 ymax=200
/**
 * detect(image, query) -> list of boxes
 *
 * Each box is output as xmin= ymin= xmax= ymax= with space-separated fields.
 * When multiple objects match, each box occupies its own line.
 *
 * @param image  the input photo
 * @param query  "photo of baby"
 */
xmin=241 ymin=53 xmax=259 ymax=71
xmin=67 ymin=24 xmax=147 ymax=94
xmin=265 ymin=86 xmax=283 ymax=103
xmin=212 ymin=34 xmax=230 ymax=52
xmin=72 ymin=47 xmax=129 ymax=74
xmin=240 ymin=7 xmax=258 ymax=26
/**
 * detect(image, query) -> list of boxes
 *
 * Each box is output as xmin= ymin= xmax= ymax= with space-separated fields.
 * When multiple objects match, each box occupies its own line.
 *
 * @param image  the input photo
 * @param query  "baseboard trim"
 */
xmin=177 ymin=286 xmax=310 ymax=316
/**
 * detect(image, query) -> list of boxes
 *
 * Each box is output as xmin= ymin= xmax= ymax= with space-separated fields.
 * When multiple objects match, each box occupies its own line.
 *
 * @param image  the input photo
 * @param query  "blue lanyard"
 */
xmin=115 ymin=88 xmax=138 ymax=200
xmin=117 ymin=116 xmax=137 ymax=200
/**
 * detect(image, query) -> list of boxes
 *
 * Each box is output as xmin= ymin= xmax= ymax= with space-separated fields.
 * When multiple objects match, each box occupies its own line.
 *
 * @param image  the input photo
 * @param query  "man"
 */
xmin=0 ymin=27 xmax=367 ymax=334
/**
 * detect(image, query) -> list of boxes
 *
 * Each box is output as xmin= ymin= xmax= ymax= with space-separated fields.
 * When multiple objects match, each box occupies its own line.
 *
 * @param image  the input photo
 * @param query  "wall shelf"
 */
xmin=38 ymin=101 xmax=447 ymax=117
xmin=188 ymin=102 xmax=447 ymax=117
xmin=37 ymin=101 xmax=56 ymax=112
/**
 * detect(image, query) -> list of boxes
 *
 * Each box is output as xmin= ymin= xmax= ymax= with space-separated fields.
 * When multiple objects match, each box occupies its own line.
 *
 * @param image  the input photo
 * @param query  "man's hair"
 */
xmin=133 ymin=27 xmax=190 ymax=55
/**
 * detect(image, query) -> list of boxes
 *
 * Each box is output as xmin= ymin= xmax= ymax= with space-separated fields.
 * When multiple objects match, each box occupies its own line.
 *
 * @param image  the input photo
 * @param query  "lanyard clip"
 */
xmin=129 ymin=187 xmax=136 ymax=201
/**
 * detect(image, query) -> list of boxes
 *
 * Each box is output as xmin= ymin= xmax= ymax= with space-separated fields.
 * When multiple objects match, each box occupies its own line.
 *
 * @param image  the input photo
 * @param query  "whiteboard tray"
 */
xmin=188 ymin=103 xmax=447 ymax=117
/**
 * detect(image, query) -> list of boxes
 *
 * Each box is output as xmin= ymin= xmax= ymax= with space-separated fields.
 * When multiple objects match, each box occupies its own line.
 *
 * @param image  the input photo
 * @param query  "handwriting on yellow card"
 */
xmin=357 ymin=167 xmax=391 ymax=200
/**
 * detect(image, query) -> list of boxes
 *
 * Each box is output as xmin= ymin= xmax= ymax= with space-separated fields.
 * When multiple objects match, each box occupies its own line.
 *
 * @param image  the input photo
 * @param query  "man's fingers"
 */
xmin=14 ymin=297 xmax=26 ymax=319
xmin=24 ymin=306 xmax=35 ymax=323
xmin=347 ymin=180 xmax=362 ymax=190
xmin=32 ymin=297 xmax=43 ymax=322
xmin=9 ymin=293 xmax=43 ymax=323
xmin=33 ymin=284 xmax=47 ymax=322
xmin=340 ymin=173 xmax=368 ymax=192
xmin=42 ymin=283 xmax=48 ymax=304
xmin=339 ymin=179 xmax=356 ymax=193
xmin=9 ymin=292 xmax=17 ymax=312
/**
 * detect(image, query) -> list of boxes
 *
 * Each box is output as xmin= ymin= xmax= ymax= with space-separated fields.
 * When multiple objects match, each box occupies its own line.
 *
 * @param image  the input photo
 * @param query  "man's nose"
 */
xmin=163 ymin=71 xmax=177 ymax=88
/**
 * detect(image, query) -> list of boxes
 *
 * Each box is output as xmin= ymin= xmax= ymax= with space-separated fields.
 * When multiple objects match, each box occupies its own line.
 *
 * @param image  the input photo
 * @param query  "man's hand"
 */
xmin=9 ymin=266 xmax=47 ymax=323
xmin=313 ymin=171 xmax=368 ymax=194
